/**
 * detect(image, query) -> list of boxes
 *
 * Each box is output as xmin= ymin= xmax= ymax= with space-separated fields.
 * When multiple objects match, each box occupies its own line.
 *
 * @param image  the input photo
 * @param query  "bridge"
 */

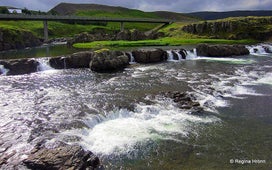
xmin=0 ymin=14 xmax=173 ymax=41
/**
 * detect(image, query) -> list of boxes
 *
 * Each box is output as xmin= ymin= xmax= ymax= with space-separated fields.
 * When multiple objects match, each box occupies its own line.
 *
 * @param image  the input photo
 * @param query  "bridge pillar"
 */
xmin=120 ymin=22 xmax=124 ymax=31
xmin=43 ymin=20 xmax=48 ymax=42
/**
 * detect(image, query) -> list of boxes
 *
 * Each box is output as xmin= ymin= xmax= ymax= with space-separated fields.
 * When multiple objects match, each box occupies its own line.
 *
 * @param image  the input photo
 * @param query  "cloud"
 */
xmin=1 ymin=0 xmax=272 ymax=13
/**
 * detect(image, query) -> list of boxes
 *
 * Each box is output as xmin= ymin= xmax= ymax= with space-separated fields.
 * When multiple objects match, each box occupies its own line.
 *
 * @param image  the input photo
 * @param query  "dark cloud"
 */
xmin=1 ymin=0 xmax=272 ymax=12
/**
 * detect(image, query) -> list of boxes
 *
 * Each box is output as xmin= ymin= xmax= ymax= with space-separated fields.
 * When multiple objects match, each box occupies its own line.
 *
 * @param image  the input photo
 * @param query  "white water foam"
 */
xmin=167 ymin=50 xmax=186 ymax=61
xmin=61 ymin=99 xmax=218 ymax=156
xmin=167 ymin=50 xmax=174 ymax=61
xmin=186 ymin=48 xmax=197 ymax=60
xmin=37 ymin=58 xmax=54 ymax=72
xmin=246 ymin=44 xmax=272 ymax=56
xmin=128 ymin=52 xmax=136 ymax=64
xmin=256 ymin=72 xmax=272 ymax=86
xmin=0 ymin=64 xmax=9 ymax=75
xmin=186 ymin=67 xmax=266 ymax=113
xmin=195 ymin=57 xmax=255 ymax=64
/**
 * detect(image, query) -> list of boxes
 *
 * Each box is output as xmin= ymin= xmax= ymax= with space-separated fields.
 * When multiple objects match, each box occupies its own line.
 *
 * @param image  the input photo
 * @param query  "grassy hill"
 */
xmin=50 ymin=3 xmax=197 ymax=21
xmin=0 ymin=3 xmax=198 ymax=40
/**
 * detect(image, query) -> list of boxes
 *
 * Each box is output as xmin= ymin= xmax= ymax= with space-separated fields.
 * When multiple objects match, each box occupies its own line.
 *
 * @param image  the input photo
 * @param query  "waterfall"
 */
xmin=167 ymin=50 xmax=189 ymax=61
xmin=61 ymin=57 xmax=67 ymax=69
xmin=37 ymin=58 xmax=54 ymax=71
xmin=128 ymin=52 xmax=136 ymax=64
xmin=0 ymin=65 xmax=9 ymax=75
xmin=167 ymin=50 xmax=174 ymax=61
xmin=174 ymin=50 xmax=182 ymax=60
xmin=186 ymin=48 xmax=197 ymax=59
xmin=246 ymin=44 xmax=272 ymax=56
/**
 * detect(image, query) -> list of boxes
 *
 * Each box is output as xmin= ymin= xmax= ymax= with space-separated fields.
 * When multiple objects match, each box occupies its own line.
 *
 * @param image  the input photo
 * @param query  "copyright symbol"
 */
xmin=230 ymin=159 xmax=234 ymax=164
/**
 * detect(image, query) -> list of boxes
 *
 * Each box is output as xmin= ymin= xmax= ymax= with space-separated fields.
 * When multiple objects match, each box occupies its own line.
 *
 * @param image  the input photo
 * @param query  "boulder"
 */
xmin=0 ymin=29 xmax=42 ymax=51
xmin=162 ymin=91 xmax=203 ymax=115
xmin=90 ymin=51 xmax=129 ymax=72
xmin=23 ymin=144 xmax=100 ymax=170
xmin=263 ymin=45 xmax=272 ymax=53
xmin=116 ymin=30 xmax=131 ymax=40
xmin=179 ymin=49 xmax=187 ymax=59
xmin=67 ymin=51 xmax=94 ymax=68
xmin=196 ymin=44 xmax=249 ymax=57
xmin=49 ymin=56 xmax=67 ymax=69
xmin=130 ymin=29 xmax=146 ymax=41
xmin=0 ymin=59 xmax=39 ymax=75
xmin=132 ymin=49 xmax=167 ymax=63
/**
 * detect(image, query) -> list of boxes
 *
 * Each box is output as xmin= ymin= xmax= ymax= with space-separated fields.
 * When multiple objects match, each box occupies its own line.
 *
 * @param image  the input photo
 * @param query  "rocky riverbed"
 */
xmin=0 ymin=44 xmax=252 ymax=76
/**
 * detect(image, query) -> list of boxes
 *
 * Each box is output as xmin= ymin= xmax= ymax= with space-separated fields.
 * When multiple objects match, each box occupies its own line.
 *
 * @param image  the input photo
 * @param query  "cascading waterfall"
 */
xmin=0 ymin=64 xmax=9 ymax=75
xmin=186 ymin=48 xmax=197 ymax=59
xmin=37 ymin=58 xmax=54 ymax=71
xmin=167 ymin=50 xmax=174 ymax=61
xmin=167 ymin=49 xmax=197 ymax=61
xmin=61 ymin=56 xmax=67 ymax=69
xmin=128 ymin=52 xmax=136 ymax=64
xmin=247 ymin=44 xmax=272 ymax=56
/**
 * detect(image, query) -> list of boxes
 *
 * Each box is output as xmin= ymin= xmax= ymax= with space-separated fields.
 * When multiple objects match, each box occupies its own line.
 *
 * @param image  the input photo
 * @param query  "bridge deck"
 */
xmin=0 ymin=14 xmax=172 ymax=23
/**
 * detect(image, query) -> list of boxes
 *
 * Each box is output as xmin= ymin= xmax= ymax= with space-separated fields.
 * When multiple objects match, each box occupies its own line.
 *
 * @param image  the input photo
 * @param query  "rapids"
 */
xmin=0 ymin=44 xmax=271 ymax=169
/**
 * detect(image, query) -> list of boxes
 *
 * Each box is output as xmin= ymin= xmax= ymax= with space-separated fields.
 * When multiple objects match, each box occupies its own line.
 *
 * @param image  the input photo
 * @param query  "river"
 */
xmin=0 ymin=44 xmax=271 ymax=169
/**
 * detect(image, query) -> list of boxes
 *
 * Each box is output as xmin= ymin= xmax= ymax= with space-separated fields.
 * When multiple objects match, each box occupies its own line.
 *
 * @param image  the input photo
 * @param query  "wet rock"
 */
xmin=0 ymin=59 xmax=39 ymax=75
xmin=90 ymin=50 xmax=129 ymax=72
xmin=163 ymin=91 xmax=203 ymax=114
xmin=23 ymin=144 xmax=100 ymax=170
xmin=132 ymin=49 xmax=167 ymax=63
xmin=49 ymin=51 xmax=94 ymax=69
xmin=67 ymin=51 xmax=94 ymax=68
xmin=49 ymin=56 xmax=67 ymax=69
xmin=196 ymin=44 xmax=249 ymax=57
xmin=179 ymin=49 xmax=187 ymax=59
xmin=263 ymin=45 xmax=272 ymax=53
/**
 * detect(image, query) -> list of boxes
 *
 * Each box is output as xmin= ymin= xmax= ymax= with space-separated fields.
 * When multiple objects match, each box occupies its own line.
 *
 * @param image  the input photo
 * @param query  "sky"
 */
xmin=0 ymin=0 xmax=272 ymax=13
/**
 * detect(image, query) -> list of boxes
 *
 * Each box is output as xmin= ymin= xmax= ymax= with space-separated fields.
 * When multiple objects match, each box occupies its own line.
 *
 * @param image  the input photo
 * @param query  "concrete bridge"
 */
xmin=0 ymin=14 xmax=173 ymax=41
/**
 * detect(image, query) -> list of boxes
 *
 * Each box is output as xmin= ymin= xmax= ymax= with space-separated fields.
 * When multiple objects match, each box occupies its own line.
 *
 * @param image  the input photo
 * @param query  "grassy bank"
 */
xmin=73 ymin=37 xmax=256 ymax=49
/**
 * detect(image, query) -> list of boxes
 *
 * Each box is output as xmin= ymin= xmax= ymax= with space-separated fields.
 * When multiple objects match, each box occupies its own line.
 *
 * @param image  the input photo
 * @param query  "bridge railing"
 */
xmin=0 ymin=14 xmax=173 ymax=23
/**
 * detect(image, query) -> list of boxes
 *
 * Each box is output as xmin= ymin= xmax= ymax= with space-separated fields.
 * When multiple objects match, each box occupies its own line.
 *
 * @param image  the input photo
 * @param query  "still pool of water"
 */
xmin=0 ymin=45 xmax=271 ymax=169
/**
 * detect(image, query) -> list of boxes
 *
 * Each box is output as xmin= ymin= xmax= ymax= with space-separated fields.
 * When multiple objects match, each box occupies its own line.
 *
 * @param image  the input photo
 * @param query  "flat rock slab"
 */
xmin=23 ymin=144 xmax=100 ymax=170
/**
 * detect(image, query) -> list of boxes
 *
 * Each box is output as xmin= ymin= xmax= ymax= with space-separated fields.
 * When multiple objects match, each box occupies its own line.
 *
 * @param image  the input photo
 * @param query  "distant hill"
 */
xmin=188 ymin=10 xmax=272 ymax=20
xmin=49 ymin=3 xmax=198 ymax=21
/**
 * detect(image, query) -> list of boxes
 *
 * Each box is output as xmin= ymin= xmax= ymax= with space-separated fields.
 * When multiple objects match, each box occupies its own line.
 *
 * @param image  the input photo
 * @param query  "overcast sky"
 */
xmin=1 ymin=0 xmax=272 ymax=13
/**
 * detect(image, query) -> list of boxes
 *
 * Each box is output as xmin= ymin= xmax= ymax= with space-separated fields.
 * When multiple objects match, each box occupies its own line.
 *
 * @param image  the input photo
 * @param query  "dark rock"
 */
xmin=90 ymin=50 xmax=129 ymax=72
xmin=182 ymin=17 xmax=272 ymax=41
xmin=162 ymin=91 xmax=203 ymax=114
xmin=263 ymin=45 xmax=272 ymax=53
xmin=132 ymin=49 xmax=167 ymax=63
xmin=23 ymin=144 xmax=100 ymax=170
xmin=196 ymin=44 xmax=249 ymax=57
xmin=0 ymin=59 xmax=39 ymax=75
xmin=67 ymin=51 xmax=94 ymax=68
xmin=67 ymin=29 xmax=161 ymax=46
xmin=172 ymin=51 xmax=179 ymax=60
xmin=179 ymin=49 xmax=187 ymax=59
xmin=49 ymin=51 xmax=94 ymax=69
xmin=0 ymin=29 xmax=42 ymax=51
xmin=116 ymin=30 xmax=131 ymax=40
xmin=49 ymin=56 xmax=67 ymax=69
xmin=130 ymin=29 xmax=146 ymax=41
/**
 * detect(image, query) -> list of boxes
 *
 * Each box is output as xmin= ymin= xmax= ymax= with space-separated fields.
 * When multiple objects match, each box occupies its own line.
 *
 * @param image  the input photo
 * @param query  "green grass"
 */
xmin=73 ymin=37 xmax=256 ymax=49
xmin=76 ymin=9 xmax=159 ymax=19
xmin=0 ymin=20 xmax=109 ymax=38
